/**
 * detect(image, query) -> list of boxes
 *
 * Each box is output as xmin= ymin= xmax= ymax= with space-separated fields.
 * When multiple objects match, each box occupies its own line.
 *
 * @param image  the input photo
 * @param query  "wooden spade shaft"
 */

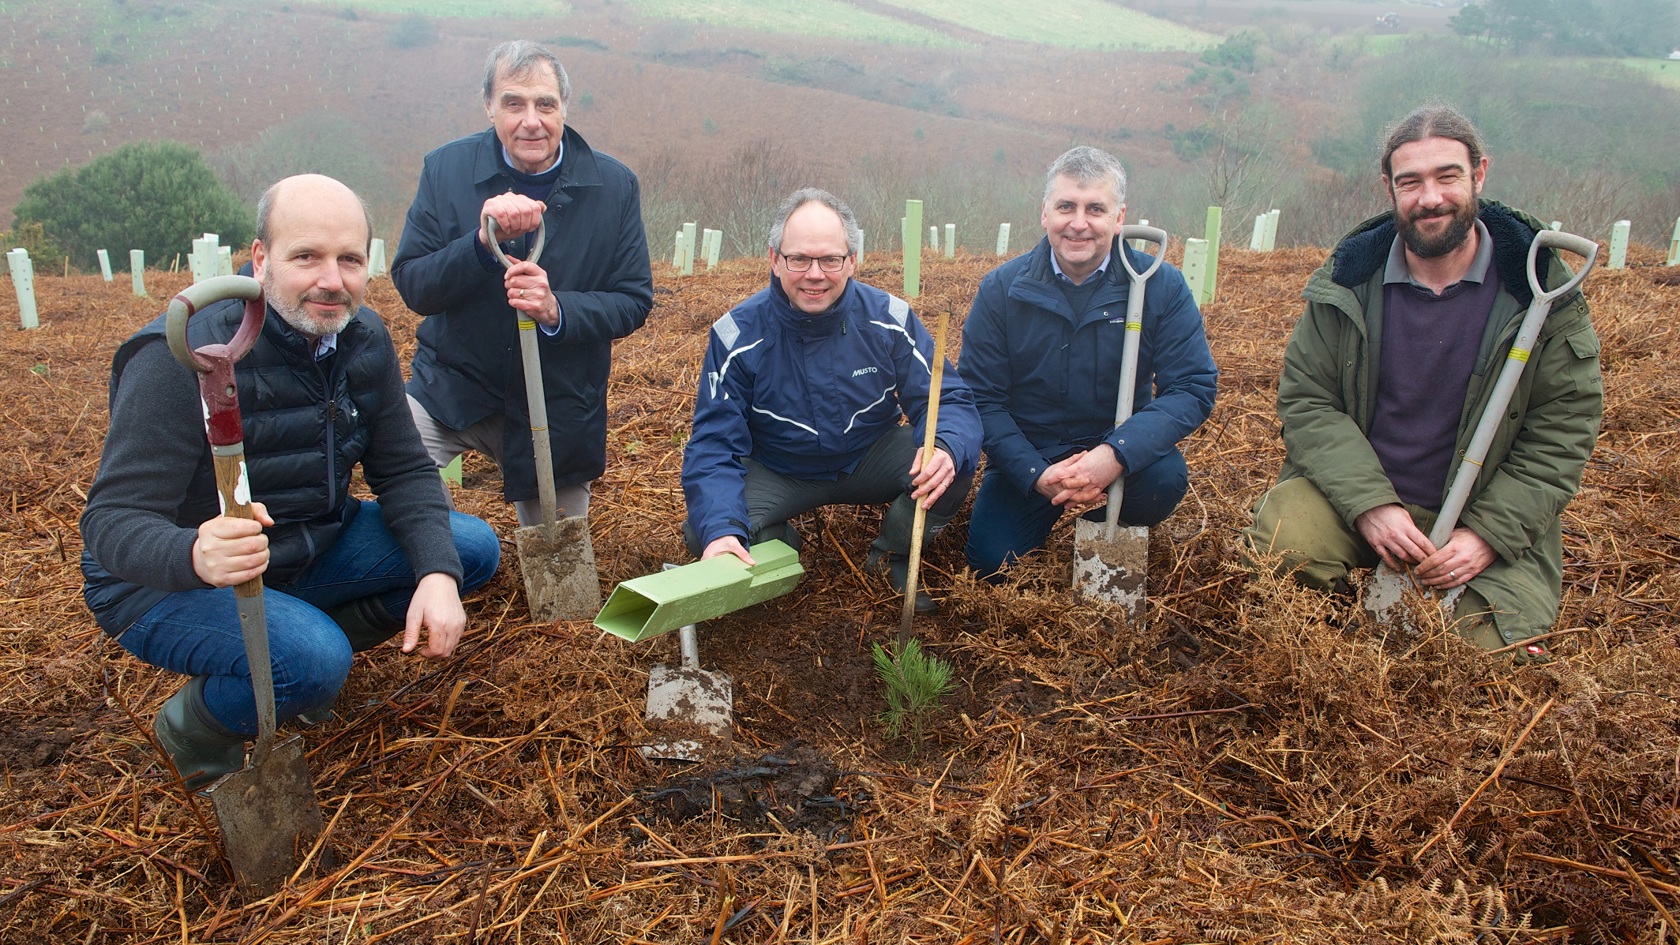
xmin=899 ymin=311 xmax=950 ymax=645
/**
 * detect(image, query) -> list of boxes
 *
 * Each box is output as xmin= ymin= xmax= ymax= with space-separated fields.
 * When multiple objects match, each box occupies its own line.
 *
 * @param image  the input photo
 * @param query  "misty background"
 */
xmin=3 ymin=0 xmax=1678 ymax=272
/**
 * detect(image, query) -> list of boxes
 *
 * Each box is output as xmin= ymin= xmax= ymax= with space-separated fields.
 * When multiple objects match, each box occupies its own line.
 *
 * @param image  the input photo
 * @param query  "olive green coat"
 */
xmin=1275 ymin=201 xmax=1602 ymax=643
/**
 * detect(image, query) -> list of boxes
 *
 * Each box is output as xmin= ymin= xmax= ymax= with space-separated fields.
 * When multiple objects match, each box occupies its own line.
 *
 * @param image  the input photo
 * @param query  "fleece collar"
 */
xmin=1330 ymin=200 xmax=1553 ymax=308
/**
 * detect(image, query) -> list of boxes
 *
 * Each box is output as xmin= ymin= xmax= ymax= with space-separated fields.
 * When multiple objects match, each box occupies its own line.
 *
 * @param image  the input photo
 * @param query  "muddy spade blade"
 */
xmin=1365 ymin=564 xmax=1468 ymax=636
xmin=515 ymin=514 xmax=600 ymax=621
xmin=202 ymin=732 xmax=325 ymax=895
xmin=642 ymin=566 xmax=733 ymax=761
xmin=1073 ymin=520 xmax=1150 ymax=615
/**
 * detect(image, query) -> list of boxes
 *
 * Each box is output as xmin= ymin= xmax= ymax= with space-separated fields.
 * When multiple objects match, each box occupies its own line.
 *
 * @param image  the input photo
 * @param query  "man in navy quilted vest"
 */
xmin=81 ymin=174 xmax=500 ymax=790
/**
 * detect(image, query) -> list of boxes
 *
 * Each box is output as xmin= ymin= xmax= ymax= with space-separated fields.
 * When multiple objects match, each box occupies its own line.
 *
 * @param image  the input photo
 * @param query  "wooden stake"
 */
xmin=899 ymin=309 xmax=949 ymax=645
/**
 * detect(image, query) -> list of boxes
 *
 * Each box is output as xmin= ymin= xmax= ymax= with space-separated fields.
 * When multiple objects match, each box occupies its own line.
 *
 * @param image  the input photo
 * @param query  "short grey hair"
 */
xmin=1043 ymin=146 xmax=1127 ymax=207
xmin=767 ymin=188 xmax=863 ymax=258
xmin=482 ymin=41 xmax=570 ymax=106
xmin=256 ymin=176 xmax=373 ymax=252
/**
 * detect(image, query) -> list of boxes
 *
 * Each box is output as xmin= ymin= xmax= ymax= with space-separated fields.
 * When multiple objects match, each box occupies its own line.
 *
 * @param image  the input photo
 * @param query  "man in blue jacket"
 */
xmin=682 ymin=188 xmax=982 ymax=613
xmin=393 ymin=40 xmax=653 ymax=527
xmin=960 ymin=147 xmax=1217 ymax=577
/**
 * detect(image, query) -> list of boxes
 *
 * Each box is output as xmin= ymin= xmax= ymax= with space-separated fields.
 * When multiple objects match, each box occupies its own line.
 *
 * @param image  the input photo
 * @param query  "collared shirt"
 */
xmin=1049 ymin=248 xmax=1113 ymax=285
xmin=499 ymin=141 xmax=564 ymax=176
xmin=1383 ymin=219 xmax=1493 ymax=292
xmin=313 ymin=333 xmax=338 ymax=360
xmin=1050 ymin=248 xmax=1113 ymax=317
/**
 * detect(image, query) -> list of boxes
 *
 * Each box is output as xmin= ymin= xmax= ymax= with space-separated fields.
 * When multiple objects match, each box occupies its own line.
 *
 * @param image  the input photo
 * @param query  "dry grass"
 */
xmin=1 ymin=244 xmax=1677 ymax=943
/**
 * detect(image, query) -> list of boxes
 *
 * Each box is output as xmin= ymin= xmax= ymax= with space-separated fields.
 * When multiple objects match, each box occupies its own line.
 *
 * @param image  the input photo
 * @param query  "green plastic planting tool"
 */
xmin=594 ymin=540 xmax=803 ymax=642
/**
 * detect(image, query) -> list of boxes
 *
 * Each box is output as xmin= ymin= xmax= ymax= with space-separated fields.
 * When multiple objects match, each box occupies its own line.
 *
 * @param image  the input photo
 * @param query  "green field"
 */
xmin=620 ymin=0 xmax=960 ymax=47
xmin=878 ymin=0 xmax=1217 ymax=50
xmin=1619 ymin=56 xmax=1680 ymax=90
xmin=287 ymin=0 xmax=573 ymax=15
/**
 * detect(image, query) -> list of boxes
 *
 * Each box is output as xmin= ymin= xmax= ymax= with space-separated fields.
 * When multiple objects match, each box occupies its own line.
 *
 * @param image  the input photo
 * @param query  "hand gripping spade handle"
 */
xmin=482 ymin=215 xmax=555 ymax=523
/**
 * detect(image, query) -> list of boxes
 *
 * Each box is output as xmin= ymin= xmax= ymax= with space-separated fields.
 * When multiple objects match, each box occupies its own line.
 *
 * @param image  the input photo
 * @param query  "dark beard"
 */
xmin=1397 ymin=203 xmax=1476 ymax=259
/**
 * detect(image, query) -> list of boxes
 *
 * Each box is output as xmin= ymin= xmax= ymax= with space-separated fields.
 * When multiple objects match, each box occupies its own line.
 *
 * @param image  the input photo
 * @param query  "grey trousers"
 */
xmin=684 ymin=424 xmax=974 ymax=559
xmin=407 ymin=395 xmax=590 ymax=528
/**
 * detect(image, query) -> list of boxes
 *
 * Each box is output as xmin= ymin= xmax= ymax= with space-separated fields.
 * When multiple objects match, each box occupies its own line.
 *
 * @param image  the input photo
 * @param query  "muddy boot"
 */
xmin=328 ymin=595 xmax=404 ymax=653
xmin=153 ymin=677 xmax=245 ymax=791
xmin=867 ymin=548 xmax=938 ymax=615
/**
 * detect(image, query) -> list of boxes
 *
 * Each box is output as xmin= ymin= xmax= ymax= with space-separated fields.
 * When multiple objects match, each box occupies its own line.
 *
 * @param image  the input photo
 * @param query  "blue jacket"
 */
xmin=682 ymin=277 xmax=982 ymax=549
xmin=959 ymin=236 xmax=1217 ymax=494
xmin=392 ymin=126 xmax=653 ymax=500
xmin=81 ymin=300 xmax=461 ymax=635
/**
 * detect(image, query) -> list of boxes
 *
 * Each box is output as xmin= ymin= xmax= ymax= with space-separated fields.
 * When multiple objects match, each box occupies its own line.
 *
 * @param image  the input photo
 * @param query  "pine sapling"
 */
xmin=871 ymin=637 xmax=955 ymax=746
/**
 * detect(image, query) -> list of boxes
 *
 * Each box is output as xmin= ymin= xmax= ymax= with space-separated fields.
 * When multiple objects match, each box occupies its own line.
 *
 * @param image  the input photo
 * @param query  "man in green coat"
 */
xmin=1244 ymin=104 xmax=1602 ymax=660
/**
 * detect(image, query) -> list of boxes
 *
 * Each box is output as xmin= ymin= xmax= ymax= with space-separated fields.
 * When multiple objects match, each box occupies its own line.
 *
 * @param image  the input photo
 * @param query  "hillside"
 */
xmin=0 ymin=0 xmax=1410 ymax=241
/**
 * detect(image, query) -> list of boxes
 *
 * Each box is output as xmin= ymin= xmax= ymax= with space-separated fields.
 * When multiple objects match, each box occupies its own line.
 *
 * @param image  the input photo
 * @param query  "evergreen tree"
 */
xmin=13 ymin=142 xmax=252 ymax=272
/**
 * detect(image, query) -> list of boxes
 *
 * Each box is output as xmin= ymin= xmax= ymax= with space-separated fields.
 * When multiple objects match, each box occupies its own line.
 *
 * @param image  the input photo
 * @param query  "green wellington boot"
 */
xmin=153 ymin=677 xmax=246 ymax=790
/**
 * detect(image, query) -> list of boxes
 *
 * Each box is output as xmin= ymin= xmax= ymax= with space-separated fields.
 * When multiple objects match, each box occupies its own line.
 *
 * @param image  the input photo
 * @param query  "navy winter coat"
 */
xmin=392 ymin=126 xmax=653 ymax=501
xmin=959 ymin=236 xmax=1217 ymax=494
xmin=682 ymin=277 xmax=982 ymax=549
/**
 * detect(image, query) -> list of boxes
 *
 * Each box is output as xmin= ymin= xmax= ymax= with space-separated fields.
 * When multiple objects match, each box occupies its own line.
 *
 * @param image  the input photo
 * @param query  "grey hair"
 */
xmin=482 ymin=41 xmax=570 ymax=106
xmin=256 ymin=176 xmax=373 ymax=252
xmin=767 ymin=187 xmax=863 ymax=257
xmin=1043 ymin=146 xmax=1127 ymax=207
xmin=1379 ymin=101 xmax=1487 ymax=179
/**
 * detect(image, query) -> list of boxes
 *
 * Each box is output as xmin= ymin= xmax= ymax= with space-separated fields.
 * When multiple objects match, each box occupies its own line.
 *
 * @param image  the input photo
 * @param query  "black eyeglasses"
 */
xmin=779 ymin=252 xmax=850 ymax=273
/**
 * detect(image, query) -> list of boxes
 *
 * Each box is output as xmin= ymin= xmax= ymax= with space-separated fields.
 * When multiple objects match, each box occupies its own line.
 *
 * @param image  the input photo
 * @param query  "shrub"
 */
xmin=389 ymin=14 xmax=436 ymax=50
xmin=13 ymin=142 xmax=252 ymax=273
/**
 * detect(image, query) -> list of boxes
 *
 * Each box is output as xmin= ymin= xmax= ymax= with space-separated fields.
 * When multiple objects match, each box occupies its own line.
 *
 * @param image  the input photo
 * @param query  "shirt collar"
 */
xmin=1384 ymin=218 xmax=1493 ymax=290
xmin=500 ymin=140 xmax=564 ymax=178
xmin=313 ymin=333 xmax=338 ymax=359
xmin=1049 ymin=246 xmax=1112 ymax=286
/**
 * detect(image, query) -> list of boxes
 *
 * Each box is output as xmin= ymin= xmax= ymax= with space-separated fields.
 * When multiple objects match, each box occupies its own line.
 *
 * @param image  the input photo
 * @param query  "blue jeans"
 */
xmin=118 ymin=503 xmax=500 ymax=735
xmin=964 ymin=448 xmax=1188 ymax=577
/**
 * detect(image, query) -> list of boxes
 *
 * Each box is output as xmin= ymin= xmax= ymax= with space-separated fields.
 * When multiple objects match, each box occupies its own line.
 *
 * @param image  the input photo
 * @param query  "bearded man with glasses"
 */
xmin=681 ymin=188 xmax=982 ymax=614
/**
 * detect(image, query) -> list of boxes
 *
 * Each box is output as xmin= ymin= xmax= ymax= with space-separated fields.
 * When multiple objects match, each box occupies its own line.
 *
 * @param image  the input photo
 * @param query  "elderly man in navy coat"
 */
xmin=393 ymin=40 xmax=653 ymax=526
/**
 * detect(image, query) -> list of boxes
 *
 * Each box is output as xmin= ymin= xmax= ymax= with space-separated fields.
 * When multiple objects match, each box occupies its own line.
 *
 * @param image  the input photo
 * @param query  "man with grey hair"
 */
xmin=393 ymin=40 xmax=652 ymax=529
xmin=960 ymin=146 xmax=1217 ymax=577
xmin=1244 ymin=103 xmax=1601 ymax=661
xmin=682 ymin=188 xmax=982 ymax=613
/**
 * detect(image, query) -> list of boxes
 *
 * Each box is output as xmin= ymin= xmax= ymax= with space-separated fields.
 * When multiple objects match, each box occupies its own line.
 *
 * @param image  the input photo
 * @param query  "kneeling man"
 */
xmin=1243 ymin=104 xmax=1602 ymax=660
xmin=82 ymin=175 xmax=501 ymax=788
xmin=682 ymin=188 xmax=981 ymax=613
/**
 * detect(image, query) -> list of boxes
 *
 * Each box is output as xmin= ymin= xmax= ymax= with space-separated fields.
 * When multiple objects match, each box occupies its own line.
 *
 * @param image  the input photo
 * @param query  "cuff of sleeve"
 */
xmin=472 ymin=236 xmax=503 ymax=273
xmin=539 ymin=305 xmax=564 ymax=336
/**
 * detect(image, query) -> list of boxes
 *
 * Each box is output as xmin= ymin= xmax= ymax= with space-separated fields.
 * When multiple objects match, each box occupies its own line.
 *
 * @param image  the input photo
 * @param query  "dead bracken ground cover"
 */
xmin=1 ymin=246 xmax=1678 ymax=943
